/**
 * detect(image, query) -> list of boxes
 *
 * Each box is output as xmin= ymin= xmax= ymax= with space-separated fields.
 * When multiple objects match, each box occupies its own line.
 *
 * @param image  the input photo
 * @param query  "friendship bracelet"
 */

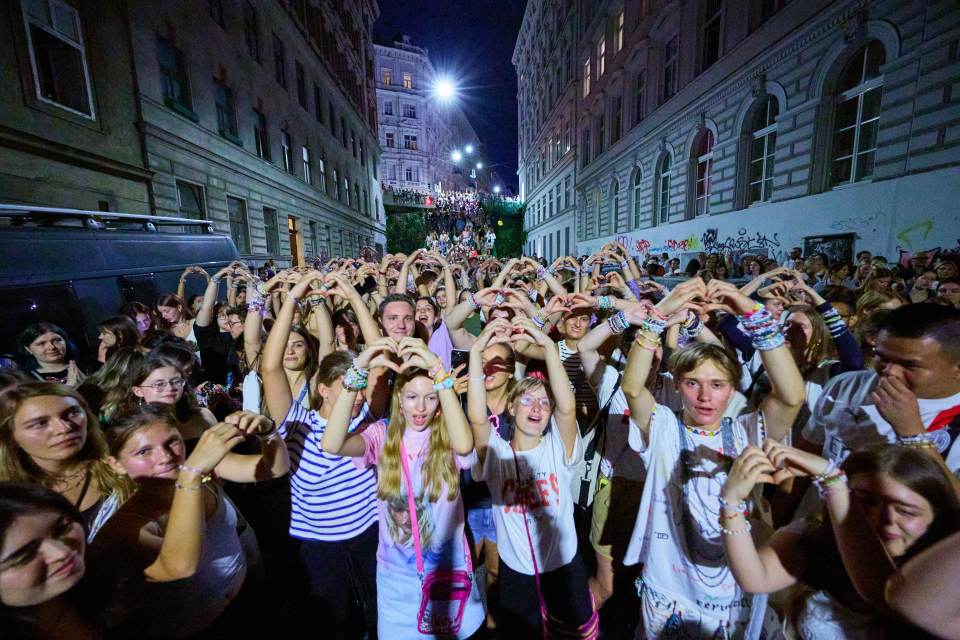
xmin=721 ymin=522 xmax=752 ymax=537
xmin=639 ymin=317 xmax=667 ymax=335
xmin=596 ymin=295 xmax=613 ymax=311
xmin=175 ymin=481 xmax=204 ymax=491
xmin=619 ymin=260 xmax=630 ymax=271
xmin=433 ymin=376 xmax=455 ymax=391
xmin=468 ymin=292 xmax=480 ymax=311
xmin=718 ymin=496 xmax=749 ymax=513
xmin=811 ymin=459 xmax=839 ymax=484
xmin=814 ymin=470 xmax=848 ymax=497
xmin=606 ymin=311 xmax=629 ymax=335
xmin=342 ymin=365 xmax=369 ymax=391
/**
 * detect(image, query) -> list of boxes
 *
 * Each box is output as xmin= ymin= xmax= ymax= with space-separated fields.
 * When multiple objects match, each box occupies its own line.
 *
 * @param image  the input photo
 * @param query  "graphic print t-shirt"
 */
xmin=354 ymin=422 xmax=474 ymax=577
xmin=477 ymin=425 xmax=583 ymax=574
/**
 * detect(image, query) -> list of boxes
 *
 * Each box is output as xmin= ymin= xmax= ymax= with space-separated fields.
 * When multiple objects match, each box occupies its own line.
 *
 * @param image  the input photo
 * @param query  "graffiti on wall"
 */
xmin=701 ymin=228 xmax=783 ymax=261
xmin=615 ymin=233 xmax=701 ymax=258
xmin=828 ymin=210 xmax=886 ymax=233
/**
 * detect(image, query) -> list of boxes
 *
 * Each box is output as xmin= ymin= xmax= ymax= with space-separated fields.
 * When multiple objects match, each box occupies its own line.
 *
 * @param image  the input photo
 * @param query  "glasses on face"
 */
xmin=139 ymin=377 xmax=186 ymax=393
xmin=518 ymin=395 xmax=552 ymax=410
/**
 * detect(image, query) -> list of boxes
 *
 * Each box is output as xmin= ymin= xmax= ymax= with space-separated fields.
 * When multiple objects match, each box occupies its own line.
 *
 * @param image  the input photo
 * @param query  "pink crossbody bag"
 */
xmin=399 ymin=441 xmax=474 ymax=635
xmin=510 ymin=443 xmax=599 ymax=640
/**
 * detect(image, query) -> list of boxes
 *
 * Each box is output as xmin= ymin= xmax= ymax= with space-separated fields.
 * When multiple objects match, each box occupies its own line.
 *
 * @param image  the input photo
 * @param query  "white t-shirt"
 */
xmin=596 ymin=365 xmax=645 ymax=483
xmin=802 ymin=370 xmax=960 ymax=471
xmin=624 ymin=405 xmax=766 ymax=617
xmin=476 ymin=425 xmax=583 ymax=574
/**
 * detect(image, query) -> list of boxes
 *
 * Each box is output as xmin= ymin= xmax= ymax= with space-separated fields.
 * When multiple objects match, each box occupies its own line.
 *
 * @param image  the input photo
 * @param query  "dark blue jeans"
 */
xmin=299 ymin=524 xmax=379 ymax=640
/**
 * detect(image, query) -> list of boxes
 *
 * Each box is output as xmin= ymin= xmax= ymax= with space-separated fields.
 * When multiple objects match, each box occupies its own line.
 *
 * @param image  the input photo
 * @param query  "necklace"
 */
xmin=685 ymin=425 xmax=721 ymax=438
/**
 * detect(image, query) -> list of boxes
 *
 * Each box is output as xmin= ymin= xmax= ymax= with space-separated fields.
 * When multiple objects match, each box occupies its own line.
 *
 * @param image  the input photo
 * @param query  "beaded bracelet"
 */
xmin=536 ymin=266 xmax=547 ymax=279
xmin=721 ymin=522 xmax=753 ymax=537
xmin=639 ymin=317 xmax=667 ymax=335
xmin=634 ymin=332 xmax=661 ymax=351
xmin=596 ymin=295 xmax=613 ymax=311
xmin=898 ymin=433 xmax=935 ymax=447
xmin=343 ymin=365 xmax=369 ymax=392
xmin=468 ymin=293 xmax=480 ymax=311
xmin=606 ymin=311 xmax=628 ymax=335
xmin=175 ymin=481 xmax=204 ymax=491
xmin=433 ymin=376 xmax=455 ymax=391
xmin=494 ymin=293 xmax=506 ymax=306
xmin=532 ymin=309 xmax=548 ymax=329
xmin=814 ymin=470 xmax=848 ymax=497
xmin=718 ymin=496 xmax=749 ymax=513
xmin=619 ymin=260 xmax=630 ymax=271
xmin=811 ymin=459 xmax=839 ymax=484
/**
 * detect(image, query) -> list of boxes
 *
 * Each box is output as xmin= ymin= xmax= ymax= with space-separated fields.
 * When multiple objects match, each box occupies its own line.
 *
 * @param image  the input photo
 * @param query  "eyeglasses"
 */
xmin=138 ymin=377 xmax=186 ymax=392
xmin=518 ymin=395 xmax=552 ymax=409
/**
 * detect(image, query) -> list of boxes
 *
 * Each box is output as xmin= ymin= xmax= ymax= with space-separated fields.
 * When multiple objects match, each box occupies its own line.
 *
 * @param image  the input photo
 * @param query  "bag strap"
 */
xmin=510 ymin=443 xmax=544 ymax=601
xmin=399 ymin=440 xmax=473 ymax=579
xmin=399 ymin=441 xmax=425 ymax=578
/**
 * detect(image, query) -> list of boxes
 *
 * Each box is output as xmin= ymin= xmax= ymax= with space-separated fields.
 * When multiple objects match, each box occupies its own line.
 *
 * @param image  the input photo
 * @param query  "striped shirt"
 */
xmin=278 ymin=402 xmax=378 ymax=542
xmin=558 ymin=340 xmax=598 ymax=421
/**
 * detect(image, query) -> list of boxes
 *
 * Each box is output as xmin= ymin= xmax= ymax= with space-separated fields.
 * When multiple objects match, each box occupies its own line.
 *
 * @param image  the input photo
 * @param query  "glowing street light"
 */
xmin=451 ymin=150 xmax=463 ymax=163
xmin=493 ymin=185 xmax=501 ymax=194
xmin=465 ymin=144 xmax=474 ymax=154
xmin=476 ymin=162 xmax=483 ymax=169
xmin=433 ymin=77 xmax=456 ymax=102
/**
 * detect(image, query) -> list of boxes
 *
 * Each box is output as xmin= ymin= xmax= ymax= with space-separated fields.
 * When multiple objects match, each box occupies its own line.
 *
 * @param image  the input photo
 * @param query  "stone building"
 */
xmin=375 ymin=35 xmax=484 ymax=195
xmin=516 ymin=0 xmax=960 ymax=265
xmin=0 ymin=0 xmax=385 ymax=263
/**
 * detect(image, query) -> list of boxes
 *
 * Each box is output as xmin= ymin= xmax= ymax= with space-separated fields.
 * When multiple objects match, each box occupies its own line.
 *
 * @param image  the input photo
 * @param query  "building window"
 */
xmin=610 ymin=95 xmax=622 ymax=143
xmin=263 ymin=206 xmax=279 ymax=255
xmin=402 ymin=72 xmax=413 ymax=89
xmin=272 ymin=34 xmax=286 ymax=88
xmin=402 ymin=103 xmax=417 ymax=118
xmin=403 ymin=134 xmax=418 ymax=150
xmin=23 ymin=0 xmax=95 ymax=118
xmin=634 ymin=71 xmax=646 ymax=125
xmin=656 ymin=154 xmax=672 ymax=224
xmin=831 ymin=41 xmax=884 ymax=186
xmin=692 ymin=130 xmax=714 ymax=216
xmin=749 ymin=96 xmax=778 ymax=204
xmin=597 ymin=37 xmax=606 ymax=77
xmin=381 ymin=68 xmax=392 ymax=84
xmin=363 ymin=189 xmax=369 ymax=215
xmin=548 ymin=190 xmax=553 ymax=217
xmin=295 ymin=61 xmax=307 ymax=108
xmin=614 ymin=11 xmax=624 ymax=53
xmin=662 ymin=35 xmax=679 ymax=102
xmin=227 ymin=196 xmax=250 ymax=254
xmin=156 ymin=35 xmax=192 ymax=111
xmin=280 ymin=129 xmax=293 ymax=173
xmin=332 ymin=168 xmax=338 ymax=198
xmin=385 ymin=132 xmax=395 ymax=148
xmin=318 ymin=156 xmax=327 ymax=193
xmin=176 ymin=181 xmax=205 ymax=222
xmin=564 ymin=122 xmax=572 ymax=152
xmin=580 ymin=127 xmax=591 ymax=166
xmin=611 ymin=179 xmax=621 ymax=230
xmin=632 ymin=169 xmax=648 ymax=228
xmin=207 ymin=0 xmax=223 ymax=26
xmin=555 ymin=183 xmax=562 ymax=211
xmin=313 ymin=84 xmax=323 ymax=122
xmin=354 ymin=184 xmax=360 ymax=211
xmin=344 ymin=177 xmax=350 ymax=205
xmin=383 ymin=100 xmax=393 ymax=115
xmin=701 ymin=0 xmax=723 ymax=70
xmin=252 ymin=108 xmax=270 ymax=160
xmin=582 ymin=57 xmax=591 ymax=97
xmin=595 ymin=114 xmax=605 ymax=156
xmin=302 ymin=146 xmax=312 ymax=184
xmin=564 ymin=174 xmax=571 ymax=208
xmin=213 ymin=79 xmax=237 ymax=138
xmin=351 ymin=130 xmax=357 ymax=158
xmin=329 ymin=103 xmax=336 ymax=135
xmin=340 ymin=116 xmax=348 ymax=147
xmin=243 ymin=2 xmax=259 ymax=61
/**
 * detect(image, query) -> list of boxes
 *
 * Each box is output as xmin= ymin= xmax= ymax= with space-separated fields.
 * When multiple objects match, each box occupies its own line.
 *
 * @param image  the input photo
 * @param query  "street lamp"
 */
xmin=433 ymin=77 xmax=456 ymax=103
xmin=476 ymin=162 xmax=483 ymax=169
xmin=451 ymin=150 xmax=463 ymax=163
xmin=493 ymin=185 xmax=501 ymax=194
xmin=465 ymin=144 xmax=474 ymax=154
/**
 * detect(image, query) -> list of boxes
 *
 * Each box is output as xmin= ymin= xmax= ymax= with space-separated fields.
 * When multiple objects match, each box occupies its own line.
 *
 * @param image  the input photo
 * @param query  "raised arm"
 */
xmin=323 ymin=271 xmax=382 ymax=346
xmin=467 ymin=321 xmax=509 ymax=463
xmin=210 ymin=412 xmax=290 ymax=482
xmin=196 ymin=266 xmax=230 ymax=328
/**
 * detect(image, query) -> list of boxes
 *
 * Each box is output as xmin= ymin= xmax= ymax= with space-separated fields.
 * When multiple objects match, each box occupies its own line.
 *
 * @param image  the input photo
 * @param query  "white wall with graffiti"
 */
xmin=578 ymin=166 xmax=960 ymax=267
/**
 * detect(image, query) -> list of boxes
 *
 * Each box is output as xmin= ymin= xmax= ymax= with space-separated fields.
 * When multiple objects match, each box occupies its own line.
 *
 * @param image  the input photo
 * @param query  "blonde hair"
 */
xmin=668 ymin=343 xmax=742 ymax=385
xmin=377 ymin=370 xmax=460 ymax=503
xmin=0 ymin=383 xmax=134 ymax=501
xmin=506 ymin=376 xmax=554 ymax=416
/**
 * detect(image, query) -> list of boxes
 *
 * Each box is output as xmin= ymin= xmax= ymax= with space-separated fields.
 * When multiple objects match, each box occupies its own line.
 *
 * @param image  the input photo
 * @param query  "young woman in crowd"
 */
xmin=906 ymin=269 xmax=938 ymax=303
xmin=115 ymin=356 xmax=216 ymax=444
xmin=321 ymin=336 xmax=484 ymax=639
xmin=16 ymin=323 xmax=84 ymax=386
xmin=468 ymin=316 xmax=599 ymax=637
xmin=95 ymin=316 xmax=140 ymax=365
xmin=120 ymin=301 xmax=156 ymax=336
xmin=722 ymin=442 xmax=960 ymax=638
xmin=621 ymin=278 xmax=805 ymax=639
xmin=77 ymin=348 xmax=142 ymax=423
xmin=155 ymin=294 xmax=196 ymax=344
xmin=0 ymin=482 xmax=98 ymax=639
xmin=0 ymin=383 xmax=131 ymax=527
xmin=89 ymin=406 xmax=287 ymax=637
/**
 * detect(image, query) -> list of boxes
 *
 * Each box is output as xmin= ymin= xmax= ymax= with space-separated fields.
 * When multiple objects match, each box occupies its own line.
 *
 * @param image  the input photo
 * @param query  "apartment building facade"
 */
xmin=517 ymin=0 xmax=960 ymax=265
xmin=0 ymin=0 xmax=385 ymax=264
xmin=375 ymin=36 xmax=484 ymax=195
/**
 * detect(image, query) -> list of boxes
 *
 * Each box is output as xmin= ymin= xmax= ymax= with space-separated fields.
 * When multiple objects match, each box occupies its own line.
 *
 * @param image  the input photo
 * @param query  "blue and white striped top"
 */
xmin=279 ymin=402 xmax=378 ymax=542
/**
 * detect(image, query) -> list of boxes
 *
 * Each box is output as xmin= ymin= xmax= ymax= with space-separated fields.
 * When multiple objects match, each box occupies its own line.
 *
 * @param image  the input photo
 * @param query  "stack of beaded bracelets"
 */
xmin=532 ymin=308 xmax=550 ymax=329
xmin=606 ymin=310 xmax=629 ymax=335
xmin=718 ymin=496 xmax=752 ymax=536
xmin=680 ymin=311 xmax=703 ymax=338
xmin=812 ymin=460 xmax=848 ymax=497
xmin=898 ymin=432 xmax=938 ymax=451
xmin=343 ymin=362 xmax=369 ymax=392
xmin=595 ymin=295 xmax=613 ymax=311
xmin=175 ymin=463 xmax=213 ymax=491
xmin=431 ymin=365 xmax=455 ymax=391
xmin=738 ymin=303 xmax=785 ymax=351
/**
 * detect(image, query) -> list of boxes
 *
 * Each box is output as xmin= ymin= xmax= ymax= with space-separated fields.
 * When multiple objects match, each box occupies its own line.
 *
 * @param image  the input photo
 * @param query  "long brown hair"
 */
xmin=783 ymin=304 xmax=834 ymax=376
xmin=0 ymin=383 xmax=133 ymax=500
xmin=377 ymin=370 xmax=459 ymax=503
xmin=155 ymin=294 xmax=193 ymax=327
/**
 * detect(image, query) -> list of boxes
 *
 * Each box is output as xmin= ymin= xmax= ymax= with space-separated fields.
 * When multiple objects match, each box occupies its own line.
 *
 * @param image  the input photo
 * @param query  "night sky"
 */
xmin=373 ymin=0 xmax=527 ymax=192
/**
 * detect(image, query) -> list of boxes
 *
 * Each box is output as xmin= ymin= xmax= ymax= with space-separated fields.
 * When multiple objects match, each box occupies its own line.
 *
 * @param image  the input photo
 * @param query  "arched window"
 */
xmin=610 ymin=179 xmax=621 ymax=232
xmin=749 ymin=96 xmax=778 ymax=203
xmin=692 ymin=130 xmax=715 ymax=216
xmin=831 ymin=40 xmax=885 ymax=185
xmin=656 ymin=154 xmax=672 ymax=225
xmin=632 ymin=169 xmax=646 ymax=228
xmin=593 ymin=190 xmax=602 ymax=238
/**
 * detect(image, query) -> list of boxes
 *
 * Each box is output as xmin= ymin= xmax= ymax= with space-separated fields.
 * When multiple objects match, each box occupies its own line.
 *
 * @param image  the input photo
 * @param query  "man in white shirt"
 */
xmin=781 ymin=246 xmax=802 ymax=269
xmin=803 ymin=304 xmax=960 ymax=472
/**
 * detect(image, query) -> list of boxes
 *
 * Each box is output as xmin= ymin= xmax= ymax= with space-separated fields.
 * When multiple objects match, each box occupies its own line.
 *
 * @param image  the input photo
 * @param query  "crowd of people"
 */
xmin=2 ymin=240 xmax=960 ymax=639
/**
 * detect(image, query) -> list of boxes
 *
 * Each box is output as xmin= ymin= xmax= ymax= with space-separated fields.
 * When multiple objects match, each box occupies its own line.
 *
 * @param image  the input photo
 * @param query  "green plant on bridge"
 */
xmin=386 ymin=211 xmax=427 ymax=255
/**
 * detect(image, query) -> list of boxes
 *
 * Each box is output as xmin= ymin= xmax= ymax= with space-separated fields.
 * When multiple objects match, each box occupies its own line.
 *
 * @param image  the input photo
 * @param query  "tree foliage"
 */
xmin=386 ymin=211 xmax=427 ymax=255
xmin=480 ymin=197 xmax=526 ymax=258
